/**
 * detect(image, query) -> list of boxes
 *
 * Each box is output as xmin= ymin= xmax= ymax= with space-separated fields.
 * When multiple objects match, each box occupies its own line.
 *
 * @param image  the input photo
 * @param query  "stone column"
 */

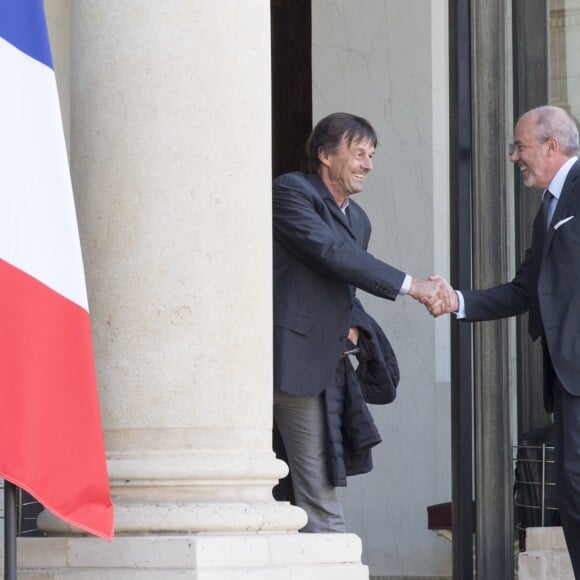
xmin=60 ymin=0 xmax=298 ymax=539
xmin=472 ymin=1 xmax=514 ymax=578
xmin=513 ymin=0 xmax=550 ymax=435
xmin=17 ymin=2 xmax=369 ymax=578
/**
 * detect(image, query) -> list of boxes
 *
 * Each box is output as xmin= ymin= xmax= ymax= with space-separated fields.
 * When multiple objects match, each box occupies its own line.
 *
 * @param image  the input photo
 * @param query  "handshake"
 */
xmin=408 ymin=275 xmax=458 ymax=317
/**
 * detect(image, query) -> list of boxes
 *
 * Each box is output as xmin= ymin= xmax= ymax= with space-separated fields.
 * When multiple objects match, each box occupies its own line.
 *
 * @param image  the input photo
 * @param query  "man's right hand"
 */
xmin=408 ymin=275 xmax=458 ymax=316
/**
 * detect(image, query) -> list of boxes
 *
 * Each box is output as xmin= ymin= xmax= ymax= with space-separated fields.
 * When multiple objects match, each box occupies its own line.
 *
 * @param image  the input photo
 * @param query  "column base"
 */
xmin=5 ymin=533 xmax=369 ymax=579
xmin=38 ymin=500 xmax=307 ymax=534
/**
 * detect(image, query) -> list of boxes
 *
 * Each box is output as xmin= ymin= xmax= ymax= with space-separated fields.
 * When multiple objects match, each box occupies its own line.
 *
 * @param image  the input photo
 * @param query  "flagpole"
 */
xmin=4 ymin=481 xmax=17 ymax=580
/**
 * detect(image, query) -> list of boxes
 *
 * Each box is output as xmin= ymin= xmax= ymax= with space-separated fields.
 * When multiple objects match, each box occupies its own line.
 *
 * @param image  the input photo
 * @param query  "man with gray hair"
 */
xmin=429 ymin=105 xmax=580 ymax=576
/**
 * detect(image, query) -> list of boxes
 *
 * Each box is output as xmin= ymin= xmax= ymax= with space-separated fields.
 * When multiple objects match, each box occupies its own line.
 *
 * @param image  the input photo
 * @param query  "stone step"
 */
xmin=518 ymin=527 xmax=574 ymax=580
xmin=0 ymin=534 xmax=370 ymax=580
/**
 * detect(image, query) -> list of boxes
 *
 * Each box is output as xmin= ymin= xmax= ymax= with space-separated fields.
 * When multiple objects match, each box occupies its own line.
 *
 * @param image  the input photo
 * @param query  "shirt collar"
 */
xmin=545 ymin=156 xmax=578 ymax=200
xmin=339 ymin=198 xmax=350 ymax=215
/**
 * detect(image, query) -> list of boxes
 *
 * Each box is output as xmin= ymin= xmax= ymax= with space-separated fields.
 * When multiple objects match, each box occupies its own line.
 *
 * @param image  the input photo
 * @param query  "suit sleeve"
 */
xmin=461 ymin=245 xmax=535 ymax=321
xmin=273 ymin=174 xmax=406 ymax=300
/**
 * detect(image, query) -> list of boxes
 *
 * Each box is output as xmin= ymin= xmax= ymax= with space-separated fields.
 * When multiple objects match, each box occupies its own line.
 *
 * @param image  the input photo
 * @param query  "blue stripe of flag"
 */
xmin=0 ymin=0 xmax=52 ymax=69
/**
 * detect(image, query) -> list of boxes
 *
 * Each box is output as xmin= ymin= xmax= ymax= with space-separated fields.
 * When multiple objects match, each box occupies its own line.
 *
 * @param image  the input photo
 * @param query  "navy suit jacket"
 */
xmin=272 ymin=171 xmax=405 ymax=396
xmin=461 ymin=160 xmax=580 ymax=411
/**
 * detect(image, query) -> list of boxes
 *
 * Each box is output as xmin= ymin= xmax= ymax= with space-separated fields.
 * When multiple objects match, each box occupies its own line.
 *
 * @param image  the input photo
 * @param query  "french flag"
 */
xmin=0 ymin=0 xmax=113 ymax=540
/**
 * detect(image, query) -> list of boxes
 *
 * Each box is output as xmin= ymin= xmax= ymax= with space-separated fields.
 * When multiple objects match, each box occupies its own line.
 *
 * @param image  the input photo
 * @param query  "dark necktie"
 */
xmin=529 ymin=191 xmax=554 ymax=340
xmin=344 ymin=206 xmax=352 ymax=227
xmin=542 ymin=191 xmax=555 ymax=231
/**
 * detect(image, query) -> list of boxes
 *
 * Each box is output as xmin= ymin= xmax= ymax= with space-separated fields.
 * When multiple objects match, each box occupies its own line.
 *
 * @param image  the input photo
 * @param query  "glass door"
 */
xmin=550 ymin=0 xmax=580 ymax=117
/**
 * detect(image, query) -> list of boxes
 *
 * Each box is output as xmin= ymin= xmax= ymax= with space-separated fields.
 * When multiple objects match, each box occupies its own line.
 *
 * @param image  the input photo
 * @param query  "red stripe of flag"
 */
xmin=0 ymin=258 xmax=113 ymax=540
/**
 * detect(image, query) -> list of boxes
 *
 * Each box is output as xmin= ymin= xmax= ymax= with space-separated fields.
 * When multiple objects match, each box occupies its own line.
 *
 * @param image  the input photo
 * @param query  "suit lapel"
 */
xmin=323 ymin=197 xmax=357 ymax=238
xmin=346 ymin=203 xmax=367 ymax=245
xmin=544 ymin=160 xmax=580 ymax=251
xmin=307 ymin=174 xmax=357 ymax=240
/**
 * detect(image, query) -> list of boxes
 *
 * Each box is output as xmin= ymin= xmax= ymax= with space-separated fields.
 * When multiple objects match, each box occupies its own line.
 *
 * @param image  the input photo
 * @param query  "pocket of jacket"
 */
xmin=274 ymin=308 xmax=313 ymax=336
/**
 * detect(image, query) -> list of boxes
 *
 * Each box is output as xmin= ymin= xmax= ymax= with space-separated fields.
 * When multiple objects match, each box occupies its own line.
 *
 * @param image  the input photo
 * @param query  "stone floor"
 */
xmin=0 ymin=525 xmax=574 ymax=579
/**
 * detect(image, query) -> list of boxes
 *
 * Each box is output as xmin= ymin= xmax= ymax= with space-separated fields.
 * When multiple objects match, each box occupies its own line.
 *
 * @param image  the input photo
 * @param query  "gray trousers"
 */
xmin=273 ymin=390 xmax=346 ymax=533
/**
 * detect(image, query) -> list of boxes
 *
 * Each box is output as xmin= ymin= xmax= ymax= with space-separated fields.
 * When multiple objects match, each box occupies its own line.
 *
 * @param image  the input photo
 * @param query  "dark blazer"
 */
xmin=273 ymin=171 xmax=405 ymax=396
xmin=461 ymin=160 xmax=580 ymax=411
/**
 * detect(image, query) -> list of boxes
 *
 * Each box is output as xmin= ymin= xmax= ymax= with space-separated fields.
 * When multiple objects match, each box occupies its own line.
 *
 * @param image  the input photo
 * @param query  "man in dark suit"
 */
xmin=429 ymin=105 xmax=580 ymax=576
xmin=272 ymin=112 xmax=451 ymax=532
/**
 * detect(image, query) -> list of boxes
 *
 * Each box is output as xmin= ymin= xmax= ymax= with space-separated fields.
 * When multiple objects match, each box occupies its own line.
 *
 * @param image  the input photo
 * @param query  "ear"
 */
xmin=546 ymin=136 xmax=559 ymax=155
xmin=318 ymin=147 xmax=332 ymax=168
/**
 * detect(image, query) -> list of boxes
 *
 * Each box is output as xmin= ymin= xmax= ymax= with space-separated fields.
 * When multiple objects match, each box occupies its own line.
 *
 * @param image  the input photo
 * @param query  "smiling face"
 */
xmin=510 ymin=112 xmax=553 ymax=189
xmin=318 ymin=136 xmax=375 ymax=206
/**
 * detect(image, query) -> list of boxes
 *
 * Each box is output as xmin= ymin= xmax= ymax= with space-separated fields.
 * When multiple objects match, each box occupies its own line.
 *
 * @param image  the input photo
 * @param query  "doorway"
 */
xmin=270 ymin=0 xmax=312 ymax=178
